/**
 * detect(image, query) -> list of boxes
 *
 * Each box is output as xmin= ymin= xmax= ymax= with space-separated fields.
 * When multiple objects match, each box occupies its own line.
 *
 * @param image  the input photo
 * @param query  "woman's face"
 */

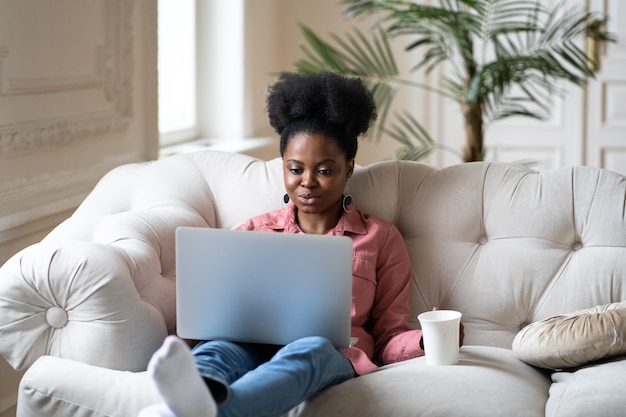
xmin=283 ymin=132 xmax=354 ymax=220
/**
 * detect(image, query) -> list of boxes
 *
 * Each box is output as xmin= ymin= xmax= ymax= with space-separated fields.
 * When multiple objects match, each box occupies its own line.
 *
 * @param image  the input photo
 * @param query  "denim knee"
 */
xmin=275 ymin=336 xmax=332 ymax=355
xmin=275 ymin=336 xmax=346 ymax=370
xmin=192 ymin=340 xmax=258 ymax=384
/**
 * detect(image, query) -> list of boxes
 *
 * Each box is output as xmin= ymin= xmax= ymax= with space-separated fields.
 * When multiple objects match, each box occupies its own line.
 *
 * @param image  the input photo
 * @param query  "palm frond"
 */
xmin=385 ymin=111 xmax=435 ymax=161
xmin=472 ymin=0 xmax=614 ymax=125
xmin=488 ymin=0 xmax=604 ymax=84
xmin=295 ymin=25 xmax=405 ymax=143
xmin=387 ymin=4 xmax=479 ymax=76
xmin=293 ymin=0 xmax=615 ymax=161
xmin=529 ymin=4 xmax=594 ymax=83
xmin=440 ymin=76 xmax=465 ymax=102
xmin=294 ymin=24 xmax=453 ymax=143
xmin=478 ymin=0 xmax=544 ymax=37
xmin=476 ymin=55 xmax=564 ymax=121
xmin=342 ymin=0 xmax=482 ymax=78
xmin=385 ymin=111 xmax=464 ymax=161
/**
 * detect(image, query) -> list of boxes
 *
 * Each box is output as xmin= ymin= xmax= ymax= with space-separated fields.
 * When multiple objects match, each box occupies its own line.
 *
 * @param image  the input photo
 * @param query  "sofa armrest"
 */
xmin=0 ymin=240 xmax=170 ymax=371
xmin=0 ymin=154 xmax=218 ymax=371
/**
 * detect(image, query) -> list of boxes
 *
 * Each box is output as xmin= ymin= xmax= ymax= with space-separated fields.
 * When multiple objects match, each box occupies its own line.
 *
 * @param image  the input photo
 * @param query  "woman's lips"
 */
xmin=298 ymin=194 xmax=320 ymax=204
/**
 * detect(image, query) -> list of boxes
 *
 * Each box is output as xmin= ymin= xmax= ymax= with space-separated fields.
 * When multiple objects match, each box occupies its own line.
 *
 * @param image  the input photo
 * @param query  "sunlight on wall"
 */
xmin=158 ymin=0 xmax=196 ymax=141
xmin=211 ymin=0 xmax=244 ymax=138
xmin=158 ymin=0 xmax=244 ymax=144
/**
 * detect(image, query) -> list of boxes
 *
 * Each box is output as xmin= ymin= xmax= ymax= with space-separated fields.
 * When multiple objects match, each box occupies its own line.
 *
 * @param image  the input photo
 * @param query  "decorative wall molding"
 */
xmin=603 ymin=80 xmax=626 ymax=126
xmin=0 ymin=0 xmax=134 ymax=158
xmin=0 ymin=46 xmax=105 ymax=96
xmin=0 ymin=150 xmax=141 ymax=244
xmin=601 ymin=147 xmax=626 ymax=174
xmin=0 ymin=111 xmax=131 ymax=155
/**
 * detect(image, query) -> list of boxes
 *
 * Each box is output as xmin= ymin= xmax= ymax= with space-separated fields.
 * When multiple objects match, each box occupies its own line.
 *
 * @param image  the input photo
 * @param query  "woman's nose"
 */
xmin=301 ymin=171 xmax=317 ymax=188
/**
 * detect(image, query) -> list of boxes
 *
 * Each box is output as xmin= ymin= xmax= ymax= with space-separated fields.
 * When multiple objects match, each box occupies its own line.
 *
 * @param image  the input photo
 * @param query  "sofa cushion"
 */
xmin=19 ymin=347 xmax=549 ymax=417
xmin=18 ymin=356 xmax=162 ymax=417
xmin=287 ymin=346 xmax=551 ymax=417
xmin=546 ymin=357 xmax=626 ymax=417
xmin=512 ymin=301 xmax=626 ymax=369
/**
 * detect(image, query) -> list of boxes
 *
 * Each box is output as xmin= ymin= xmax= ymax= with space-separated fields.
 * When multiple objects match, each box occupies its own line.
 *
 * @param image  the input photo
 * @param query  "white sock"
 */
xmin=146 ymin=336 xmax=217 ymax=417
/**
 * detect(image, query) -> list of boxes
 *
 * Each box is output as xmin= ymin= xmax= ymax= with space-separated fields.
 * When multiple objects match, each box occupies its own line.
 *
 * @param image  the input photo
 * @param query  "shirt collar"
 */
xmin=267 ymin=202 xmax=368 ymax=236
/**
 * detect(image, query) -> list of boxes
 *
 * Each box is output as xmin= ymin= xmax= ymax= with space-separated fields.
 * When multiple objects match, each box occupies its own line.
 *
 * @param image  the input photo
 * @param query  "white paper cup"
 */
xmin=417 ymin=310 xmax=462 ymax=365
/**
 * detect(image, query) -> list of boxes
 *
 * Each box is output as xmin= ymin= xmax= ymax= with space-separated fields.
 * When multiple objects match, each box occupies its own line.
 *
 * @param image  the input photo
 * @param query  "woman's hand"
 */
xmin=432 ymin=306 xmax=464 ymax=347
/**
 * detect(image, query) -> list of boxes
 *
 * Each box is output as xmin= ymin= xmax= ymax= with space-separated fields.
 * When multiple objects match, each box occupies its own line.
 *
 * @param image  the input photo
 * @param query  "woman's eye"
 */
xmin=318 ymin=169 xmax=332 ymax=175
xmin=289 ymin=167 xmax=303 ymax=174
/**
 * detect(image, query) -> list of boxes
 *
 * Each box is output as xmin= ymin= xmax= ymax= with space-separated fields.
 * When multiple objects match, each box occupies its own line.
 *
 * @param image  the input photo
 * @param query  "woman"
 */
xmin=139 ymin=72 xmax=460 ymax=417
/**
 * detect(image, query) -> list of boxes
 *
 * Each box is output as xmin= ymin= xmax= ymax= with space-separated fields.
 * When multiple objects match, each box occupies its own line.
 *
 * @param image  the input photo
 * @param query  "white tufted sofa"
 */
xmin=1 ymin=150 xmax=625 ymax=417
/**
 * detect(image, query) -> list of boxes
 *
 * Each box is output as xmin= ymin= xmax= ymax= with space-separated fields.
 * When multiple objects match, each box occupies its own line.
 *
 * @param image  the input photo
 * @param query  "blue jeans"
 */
xmin=191 ymin=336 xmax=355 ymax=417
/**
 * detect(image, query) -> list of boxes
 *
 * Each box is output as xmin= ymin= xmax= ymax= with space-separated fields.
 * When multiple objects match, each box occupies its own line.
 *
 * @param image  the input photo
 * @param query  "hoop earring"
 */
xmin=342 ymin=194 xmax=354 ymax=213
xmin=343 ymin=180 xmax=354 ymax=213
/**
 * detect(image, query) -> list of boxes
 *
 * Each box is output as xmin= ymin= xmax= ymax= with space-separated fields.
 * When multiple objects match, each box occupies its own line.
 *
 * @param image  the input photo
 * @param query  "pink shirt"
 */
xmin=237 ymin=202 xmax=424 ymax=375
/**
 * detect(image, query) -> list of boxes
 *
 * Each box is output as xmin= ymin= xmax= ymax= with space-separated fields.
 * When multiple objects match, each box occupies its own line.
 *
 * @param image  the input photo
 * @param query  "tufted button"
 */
xmin=477 ymin=235 xmax=488 ymax=245
xmin=572 ymin=241 xmax=583 ymax=251
xmin=46 ymin=306 xmax=69 ymax=329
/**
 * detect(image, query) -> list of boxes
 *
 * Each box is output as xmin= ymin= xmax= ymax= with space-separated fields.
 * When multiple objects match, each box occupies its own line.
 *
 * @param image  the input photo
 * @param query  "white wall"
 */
xmin=0 ymin=1 xmax=157 ymax=415
xmin=0 ymin=0 xmax=158 ymax=263
xmin=238 ymin=0 xmax=429 ymax=166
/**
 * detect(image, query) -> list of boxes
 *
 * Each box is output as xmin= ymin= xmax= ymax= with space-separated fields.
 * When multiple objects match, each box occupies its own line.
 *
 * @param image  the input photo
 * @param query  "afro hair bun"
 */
xmin=266 ymin=72 xmax=377 ymax=140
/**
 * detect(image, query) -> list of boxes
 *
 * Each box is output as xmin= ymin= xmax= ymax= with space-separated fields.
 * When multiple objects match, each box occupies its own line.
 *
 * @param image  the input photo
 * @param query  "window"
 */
xmin=158 ymin=0 xmax=197 ymax=145
xmin=158 ymin=0 xmax=244 ymax=147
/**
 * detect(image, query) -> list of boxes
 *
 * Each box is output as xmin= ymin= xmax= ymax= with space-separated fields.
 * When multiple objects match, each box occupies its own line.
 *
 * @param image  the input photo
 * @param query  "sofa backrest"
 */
xmin=183 ymin=151 xmax=626 ymax=348
xmin=1 ymin=150 xmax=625 ymax=371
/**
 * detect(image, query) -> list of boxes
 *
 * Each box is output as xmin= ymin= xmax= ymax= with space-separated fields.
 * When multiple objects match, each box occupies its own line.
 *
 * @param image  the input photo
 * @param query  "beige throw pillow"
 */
xmin=512 ymin=301 xmax=626 ymax=369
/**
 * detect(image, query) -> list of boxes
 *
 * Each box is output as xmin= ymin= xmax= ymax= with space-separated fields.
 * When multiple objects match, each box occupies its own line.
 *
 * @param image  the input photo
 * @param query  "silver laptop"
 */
xmin=175 ymin=227 xmax=353 ymax=348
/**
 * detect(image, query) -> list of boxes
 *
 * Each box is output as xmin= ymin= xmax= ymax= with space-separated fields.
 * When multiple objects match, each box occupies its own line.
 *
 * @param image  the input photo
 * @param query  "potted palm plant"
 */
xmin=293 ymin=0 xmax=614 ymax=162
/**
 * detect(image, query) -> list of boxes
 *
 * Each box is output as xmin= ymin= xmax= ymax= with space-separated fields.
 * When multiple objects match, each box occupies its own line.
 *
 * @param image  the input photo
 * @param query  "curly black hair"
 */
xmin=266 ymin=72 xmax=377 ymax=159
